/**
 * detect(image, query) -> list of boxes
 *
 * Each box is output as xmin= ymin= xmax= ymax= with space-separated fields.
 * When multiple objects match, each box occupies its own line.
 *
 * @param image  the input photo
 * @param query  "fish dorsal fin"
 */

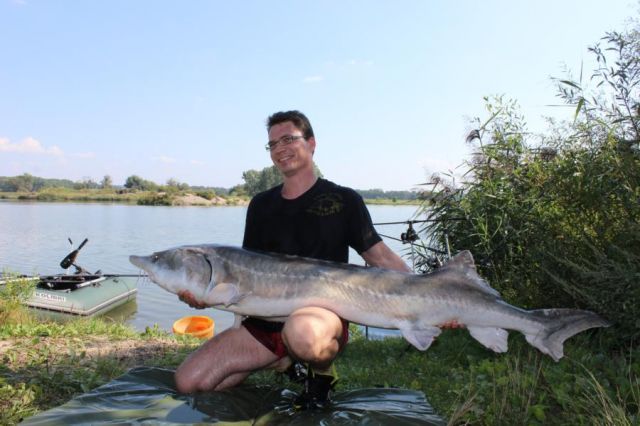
xmin=438 ymin=251 xmax=500 ymax=297
xmin=440 ymin=250 xmax=476 ymax=271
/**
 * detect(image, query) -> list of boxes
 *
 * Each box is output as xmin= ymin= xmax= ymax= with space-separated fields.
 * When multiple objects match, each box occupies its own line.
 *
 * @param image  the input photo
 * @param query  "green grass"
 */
xmin=0 ymin=276 xmax=36 ymax=327
xmin=1 ymin=289 xmax=637 ymax=425
xmin=2 ymin=324 xmax=638 ymax=425
xmin=0 ymin=319 xmax=201 ymax=425
xmin=366 ymin=333 xmax=639 ymax=425
xmin=246 ymin=329 xmax=639 ymax=425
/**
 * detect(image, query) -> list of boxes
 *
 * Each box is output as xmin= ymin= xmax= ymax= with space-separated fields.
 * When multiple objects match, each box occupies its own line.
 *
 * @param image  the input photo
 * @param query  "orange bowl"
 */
xmin=172 ymin=315 xmax=215 ymax=339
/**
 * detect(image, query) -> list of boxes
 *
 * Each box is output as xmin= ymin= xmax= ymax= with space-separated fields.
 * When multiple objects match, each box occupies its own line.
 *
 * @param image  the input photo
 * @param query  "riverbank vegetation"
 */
xmin=419 ymin=25 xmax=639 ymax=342
xmin=0 ymin=176 xmax=248 ymax=206
xmin=0 ymin=171 xmax=419 ymax=206
xmin=412 ymin=22 xmax=640 ymax=423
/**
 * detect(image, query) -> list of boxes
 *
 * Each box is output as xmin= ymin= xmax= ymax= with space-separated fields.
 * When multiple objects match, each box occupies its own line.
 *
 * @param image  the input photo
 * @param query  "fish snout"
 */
xmin=129 ymin=254 xmax=151 ymax=271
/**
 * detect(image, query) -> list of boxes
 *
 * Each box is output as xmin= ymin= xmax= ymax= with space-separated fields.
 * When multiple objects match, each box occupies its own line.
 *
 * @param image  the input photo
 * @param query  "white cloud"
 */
xmin=152 ymin=155 xmax=177 ymax=164
xmin=11 ymin=0 xmax=27 ymax=6
xmin=303 ymin=75 xmax=324 ymax=84
xmin=190 ymin=159 xmax=205 ymax=166
xmin=0 ymin=137 xmax=64 ymax=157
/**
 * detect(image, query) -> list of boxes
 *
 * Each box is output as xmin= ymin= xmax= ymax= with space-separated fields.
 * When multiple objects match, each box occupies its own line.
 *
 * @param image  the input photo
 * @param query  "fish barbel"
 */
xmin=130 ymin=244 xmax=609 ymax=361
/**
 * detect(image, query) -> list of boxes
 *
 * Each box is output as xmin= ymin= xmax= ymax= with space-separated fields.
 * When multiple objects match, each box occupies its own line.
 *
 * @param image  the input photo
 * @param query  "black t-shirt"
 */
xmin=242 ymin=178 xmax=381 ymax=263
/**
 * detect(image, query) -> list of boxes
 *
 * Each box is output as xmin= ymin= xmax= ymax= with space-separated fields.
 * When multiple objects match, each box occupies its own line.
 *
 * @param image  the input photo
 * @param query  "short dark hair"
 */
xmin=266 ymin=110 xmax=314 ymax=139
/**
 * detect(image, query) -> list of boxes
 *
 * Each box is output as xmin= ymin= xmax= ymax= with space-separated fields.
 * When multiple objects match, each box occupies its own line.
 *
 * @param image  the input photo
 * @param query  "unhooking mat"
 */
xmin=22 ymin=367 xmax=446 ymax=425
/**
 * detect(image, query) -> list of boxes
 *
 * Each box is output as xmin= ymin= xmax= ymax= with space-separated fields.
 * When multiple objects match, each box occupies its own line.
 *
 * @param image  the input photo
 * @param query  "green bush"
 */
xmin=137 ymin=193 xmax=174 ymax=206
xmin=0 ymin=275 xmax=36 ymax=325
xmin=196 ymin=190 xmax=217 ymax=200
xmin=419 ymin=28 xmax=640 ymax=345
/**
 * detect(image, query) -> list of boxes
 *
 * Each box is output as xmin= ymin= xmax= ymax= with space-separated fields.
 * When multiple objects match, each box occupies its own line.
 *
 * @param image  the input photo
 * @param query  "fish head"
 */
xmin=129 ymin=247 xmax=212 ymax=296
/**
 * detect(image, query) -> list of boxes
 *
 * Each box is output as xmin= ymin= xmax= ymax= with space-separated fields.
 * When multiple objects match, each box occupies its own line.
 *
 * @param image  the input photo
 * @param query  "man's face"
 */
xmin=267 ymin=121 xmax=316 ymax=177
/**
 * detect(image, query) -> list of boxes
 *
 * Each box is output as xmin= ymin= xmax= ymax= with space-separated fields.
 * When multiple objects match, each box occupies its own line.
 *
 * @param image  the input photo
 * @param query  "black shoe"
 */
xmin=293 ymin=365 xmax=338 ymax=410
xmin=284 ymin=361 xmax=309 ymax=384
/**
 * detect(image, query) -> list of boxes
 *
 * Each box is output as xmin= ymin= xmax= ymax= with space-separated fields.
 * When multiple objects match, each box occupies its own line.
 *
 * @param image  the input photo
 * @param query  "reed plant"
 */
xmin=418 ymin=25 xmax=640 ymax=346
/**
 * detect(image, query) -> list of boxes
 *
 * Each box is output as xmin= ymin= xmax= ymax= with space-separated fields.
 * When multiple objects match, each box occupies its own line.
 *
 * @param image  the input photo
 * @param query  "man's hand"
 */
xmin=178 ymin=290 xmax=208 ymax=310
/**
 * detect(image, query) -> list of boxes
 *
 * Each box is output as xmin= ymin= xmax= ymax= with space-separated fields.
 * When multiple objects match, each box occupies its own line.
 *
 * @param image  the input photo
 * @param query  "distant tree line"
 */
xmin=0 ymin=174 xmax=198 ymax=193
xmin=1 ymin=170 xmax=415 ymax=198
xmin=0 ymin=173 xmax=118 ymax=191
xmin=237 ymin=164 xmax=323 ymax=197
xmin=0 ymin=174 xmax=75 ymax=192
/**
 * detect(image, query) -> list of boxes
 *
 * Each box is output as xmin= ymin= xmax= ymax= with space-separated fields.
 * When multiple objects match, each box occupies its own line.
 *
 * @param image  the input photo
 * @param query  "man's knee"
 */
xmin=283 ymin=320 xmax=323 ymax=361
xmin=282 ymin=308 xmax=342 ymax=364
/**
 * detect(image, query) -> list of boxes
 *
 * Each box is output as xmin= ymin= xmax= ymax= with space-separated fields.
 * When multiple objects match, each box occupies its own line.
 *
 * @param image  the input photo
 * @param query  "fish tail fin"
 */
xmin=525 ymin=309 xmax=610 ymax=361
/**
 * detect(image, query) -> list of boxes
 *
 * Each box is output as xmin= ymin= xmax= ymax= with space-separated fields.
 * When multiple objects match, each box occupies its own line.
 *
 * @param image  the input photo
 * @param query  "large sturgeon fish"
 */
xmin=129 ymin=244 xmax=609 ymax=361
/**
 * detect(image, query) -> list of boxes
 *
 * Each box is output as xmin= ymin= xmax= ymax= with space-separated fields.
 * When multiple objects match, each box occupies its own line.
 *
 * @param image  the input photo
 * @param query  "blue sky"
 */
xmin=0 ymin=1 xmax=635 ymax=191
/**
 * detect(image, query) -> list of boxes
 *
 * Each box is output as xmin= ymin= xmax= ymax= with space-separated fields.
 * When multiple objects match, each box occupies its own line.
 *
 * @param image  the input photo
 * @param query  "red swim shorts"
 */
xmin=242 ymin=317 xmax=350 ymax=358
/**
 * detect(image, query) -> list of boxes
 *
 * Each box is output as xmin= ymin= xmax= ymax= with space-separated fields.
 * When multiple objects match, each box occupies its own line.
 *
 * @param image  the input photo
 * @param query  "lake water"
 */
xmin=0 ymin=201 xmax=422 ymax=334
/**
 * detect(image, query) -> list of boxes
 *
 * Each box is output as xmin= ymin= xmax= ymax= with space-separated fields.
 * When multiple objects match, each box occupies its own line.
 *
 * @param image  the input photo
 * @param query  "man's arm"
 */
xmin=361 ymin=241 xmax=412 ymax=273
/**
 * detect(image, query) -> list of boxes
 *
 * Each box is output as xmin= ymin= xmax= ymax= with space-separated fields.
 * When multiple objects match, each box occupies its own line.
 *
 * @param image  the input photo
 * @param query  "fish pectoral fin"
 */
xmin=225 ymin=289 xmax=251 ymax=307
xmin=400 ymin=327 xmax=441 ymax=351
xmin=467 ymin=326 xmax=509 ymax=353
xmin=206 ymin=283 xmax=250 ymax=307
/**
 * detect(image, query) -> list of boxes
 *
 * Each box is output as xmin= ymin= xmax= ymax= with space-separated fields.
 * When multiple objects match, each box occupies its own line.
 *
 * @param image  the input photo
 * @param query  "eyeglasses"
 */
xmin=265 ymin=135 xmax=304 ymax=151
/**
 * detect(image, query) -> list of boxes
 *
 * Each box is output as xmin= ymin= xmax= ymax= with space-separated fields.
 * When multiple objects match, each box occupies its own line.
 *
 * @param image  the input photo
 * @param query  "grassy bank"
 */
xmin=2 ymin=278 xmax=637 ymax=424
xmin=0 ymin=189 xmax=139 ymax=203
xmin=1 ymin=313 xmax=637 ymax=424
xmin=0 ymin=188 xmax=248 ymax=206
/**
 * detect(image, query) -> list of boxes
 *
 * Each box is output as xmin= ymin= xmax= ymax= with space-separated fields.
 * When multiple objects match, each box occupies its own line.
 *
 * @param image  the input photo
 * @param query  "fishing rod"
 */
xmin=372 ymin=217 xmax=466 ymax=226
xmin=32 ymin=273 xmax=148 ymax=279
xmin=101 ymin=274 xmax=149 ymax=278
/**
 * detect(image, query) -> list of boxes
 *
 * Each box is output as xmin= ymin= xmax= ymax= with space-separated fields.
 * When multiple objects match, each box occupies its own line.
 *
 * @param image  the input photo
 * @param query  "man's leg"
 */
xmin=175 ymin=325 xmax=280 ymax=393
xmin=281 ymin=306 xmax=344 ymax=369
xmin=281 ymin=307 xmax=344 ymax=408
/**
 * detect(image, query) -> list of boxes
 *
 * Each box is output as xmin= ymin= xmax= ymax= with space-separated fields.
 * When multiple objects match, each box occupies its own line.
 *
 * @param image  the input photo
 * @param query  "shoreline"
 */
xmin=0 ymin=191 xmax=249 ymax=207
xmin=0 ymin=192 xmax=421 ymax=207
